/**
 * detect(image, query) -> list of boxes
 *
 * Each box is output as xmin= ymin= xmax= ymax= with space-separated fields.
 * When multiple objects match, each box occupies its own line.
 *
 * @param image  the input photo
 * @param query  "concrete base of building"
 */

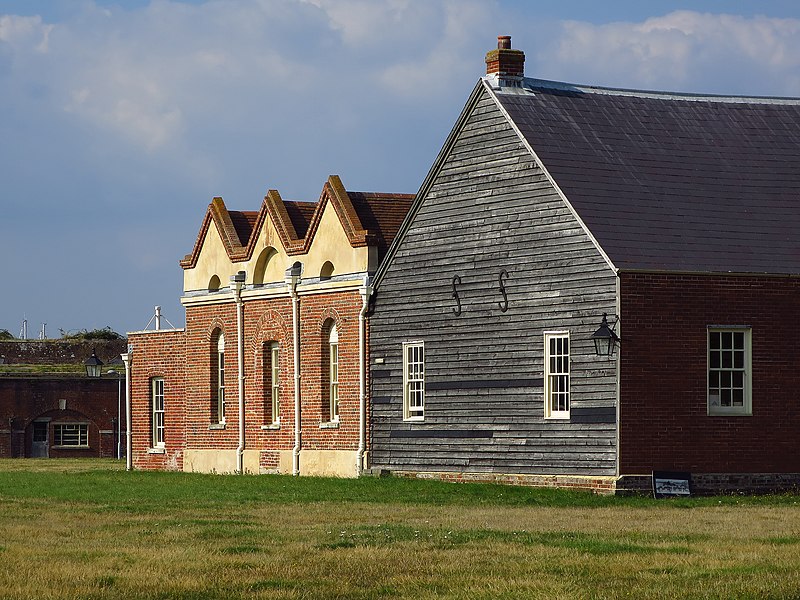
xmin=182 ymin=448 xmax=360 ymax=477
xmin=299 ymin=449 xmax=359 ymax=477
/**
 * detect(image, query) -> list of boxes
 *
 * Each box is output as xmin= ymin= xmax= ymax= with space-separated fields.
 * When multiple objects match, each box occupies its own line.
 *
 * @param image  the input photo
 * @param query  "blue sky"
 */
xmin=2 ymin=0 xmax=799 ymax=337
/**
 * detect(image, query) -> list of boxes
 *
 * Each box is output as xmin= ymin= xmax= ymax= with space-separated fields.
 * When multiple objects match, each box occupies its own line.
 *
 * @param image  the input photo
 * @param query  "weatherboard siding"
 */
xmin=370 ymin=86 xmax=618 ymax=476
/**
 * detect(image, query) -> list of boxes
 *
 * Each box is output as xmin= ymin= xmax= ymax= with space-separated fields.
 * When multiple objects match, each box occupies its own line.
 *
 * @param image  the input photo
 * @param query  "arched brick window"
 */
xmin=210 ymin=330 xmax=225 ymax=424
xmin=321 ymin=319 xmax=338 ymax=422
xmin=264 ymin=341 xmax=280 ymax=424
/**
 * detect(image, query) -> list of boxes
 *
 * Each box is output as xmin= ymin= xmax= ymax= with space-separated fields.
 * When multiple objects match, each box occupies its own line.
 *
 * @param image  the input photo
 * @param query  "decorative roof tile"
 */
xmin=180 ymin=176 xmax=413 ymax=268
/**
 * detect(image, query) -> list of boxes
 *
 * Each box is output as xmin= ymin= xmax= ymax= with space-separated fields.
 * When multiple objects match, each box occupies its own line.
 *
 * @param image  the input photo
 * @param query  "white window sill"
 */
xmin=209 ymin=423 xmax=226 ymax=430
xmin=147 ymin=447 xmax=166 ymax=454
xmin=319 ymin=421 xmax=340 ymax=429
xmin=544 ymin=415 xmax=571 ymax=420
xmin=52 ymin=445 xmax=90 ymax=450
xmin=403 ymin=417 xmax=424 ymax=423
xmin=708 ymin=409 xmax=752 ymax=417
xmin=261 ymin=423 xmax=281 ymax=430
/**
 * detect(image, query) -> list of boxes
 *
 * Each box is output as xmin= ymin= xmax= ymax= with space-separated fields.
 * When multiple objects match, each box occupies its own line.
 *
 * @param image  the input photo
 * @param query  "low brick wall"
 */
xmin=615 ymin=472 xmax=800 ymax=496
xmin=383 ymin=470 xmax=618 ymax=495
xmin=383 ymin=470 xmax=800 ymax=496
xmin=0 ymin=339 xmax=127 ymax=366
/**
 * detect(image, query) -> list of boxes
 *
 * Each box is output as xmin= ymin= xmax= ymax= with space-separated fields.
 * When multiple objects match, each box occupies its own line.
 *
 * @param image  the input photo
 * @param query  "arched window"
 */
xmin=253 ymin=247 xmax=278 ymax=286
xmin=265 ymin=342 xmax=280 ymax=424
xmin=211 ymin=331 xmax=225 ymax=424
xmin=208 ymin=275 xmax=221 ymax=292
xmin=320 ymin=261 xmax=334 ymax=281
xmin=328 ymin=324 xmax=339 ymax=421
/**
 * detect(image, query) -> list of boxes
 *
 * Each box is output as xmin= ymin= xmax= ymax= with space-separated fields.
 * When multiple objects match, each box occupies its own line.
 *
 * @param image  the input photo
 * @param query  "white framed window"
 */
xmin=270 ymin=343 xmax=280 ymax=424
xmin=403 ymin=341 xmax=425 ymax=421
xmin=151 ymin=378 xmax=165 ymax=447
xmin=329 ymin=326 xmax=339 ymax=421
xmin=53 ymin=423 xmax=89 ymax=447
xmin=217 ymin=333 xmax=225 ymax=424
xmin=544 ymin=332 xmax=570 ymax=419
xmin=708 ymin=327 xmax=752 ymax=416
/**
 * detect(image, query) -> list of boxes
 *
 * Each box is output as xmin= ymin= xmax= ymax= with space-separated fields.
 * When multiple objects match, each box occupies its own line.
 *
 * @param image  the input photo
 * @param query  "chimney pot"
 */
xmin=485 ymin=35 xmax=525 ymax=86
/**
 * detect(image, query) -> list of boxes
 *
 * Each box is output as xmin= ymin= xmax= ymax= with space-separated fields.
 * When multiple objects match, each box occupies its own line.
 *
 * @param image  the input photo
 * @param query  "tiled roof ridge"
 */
xmin=180 ymin=176 xmax=413 ymax=268
xmin=495 ymin=76 xmax=800 ymax=105
xmin=347 ymin=191 xmax=416 ymax=200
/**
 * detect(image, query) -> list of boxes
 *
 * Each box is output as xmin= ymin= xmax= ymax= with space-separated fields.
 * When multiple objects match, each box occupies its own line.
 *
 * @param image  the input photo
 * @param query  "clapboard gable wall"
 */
xmin=370 ymin=83 xmax=619 ymax=476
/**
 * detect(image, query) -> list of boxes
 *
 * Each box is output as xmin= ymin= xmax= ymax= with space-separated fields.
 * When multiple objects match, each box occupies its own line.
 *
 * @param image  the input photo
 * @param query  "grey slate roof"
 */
xmin=491 ymin=79 xmax=800 ymax=274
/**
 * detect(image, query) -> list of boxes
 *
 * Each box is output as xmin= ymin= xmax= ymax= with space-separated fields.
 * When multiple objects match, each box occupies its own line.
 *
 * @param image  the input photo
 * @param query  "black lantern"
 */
xmin=591 ymin=313 xmax=620 ymax=356
xmin=84 ymin=349 xmax=104 ymax=378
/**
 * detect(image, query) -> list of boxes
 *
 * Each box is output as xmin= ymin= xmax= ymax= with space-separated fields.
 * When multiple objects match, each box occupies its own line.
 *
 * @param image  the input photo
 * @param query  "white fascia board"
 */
xmin=126 ymin=328 xmax=185 ymax=336
xmin=181 ymin=273 xmax=368 ymax=306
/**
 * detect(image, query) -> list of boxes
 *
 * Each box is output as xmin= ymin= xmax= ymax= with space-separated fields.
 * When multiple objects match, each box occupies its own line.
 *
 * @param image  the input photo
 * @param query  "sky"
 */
xmin=2 ymin=0 xmax=800 ymax=337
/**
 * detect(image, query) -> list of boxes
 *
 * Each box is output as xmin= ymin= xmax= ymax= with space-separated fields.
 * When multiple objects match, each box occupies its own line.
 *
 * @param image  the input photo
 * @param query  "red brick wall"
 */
xmin=0 ymin=377 xmax=120 ymax=458
xmin=619 ymin=272 xmax=800 ymax=474
xmin=183 ymin=290 xmax=364 ymax=457
xmin=130 ymin=288 xmax=365 ymax=471
xmin=128 ymin=330 xmax=186 ymax=470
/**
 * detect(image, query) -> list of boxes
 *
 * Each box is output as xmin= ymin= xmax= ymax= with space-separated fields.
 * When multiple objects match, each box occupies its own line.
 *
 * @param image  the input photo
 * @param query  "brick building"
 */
xmin=368 ymin=37 xmax=800 ymax=494
xmin=0 ymin=340 xmax=127 ymax=459
xmin=127 ymin=176 xmax=412 ymax=475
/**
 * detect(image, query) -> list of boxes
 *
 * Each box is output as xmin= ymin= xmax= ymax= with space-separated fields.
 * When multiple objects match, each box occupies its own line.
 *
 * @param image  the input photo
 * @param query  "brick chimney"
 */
xmin=485 ymin=35 xmax=525 ymax=88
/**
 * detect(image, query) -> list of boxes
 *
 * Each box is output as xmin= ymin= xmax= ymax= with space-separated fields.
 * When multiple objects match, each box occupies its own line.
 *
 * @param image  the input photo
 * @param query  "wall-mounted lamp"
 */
xmin=84 ymin=349 xmax=104 ymax=378
xmin=591 ymin=313 xmax=620 ymax=357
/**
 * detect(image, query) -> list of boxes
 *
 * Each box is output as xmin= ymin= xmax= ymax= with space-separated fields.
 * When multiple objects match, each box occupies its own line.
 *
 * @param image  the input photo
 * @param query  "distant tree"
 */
xmin=60 ymin=327 xmax=125 ymax=341
xmin=0 ymin=329 xmax=14 ymax=340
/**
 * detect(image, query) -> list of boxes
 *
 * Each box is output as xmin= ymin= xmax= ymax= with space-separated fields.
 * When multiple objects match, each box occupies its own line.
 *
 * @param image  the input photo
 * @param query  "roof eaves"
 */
xmin=326 ymin=175 xmax=371 ymax=247
xmin=264 ymin=189 xmax=305 ymax=254
xmin=179 ymin=202 xmax=216 ymax=270
xmin=240 ymin=197 xmax=272 ymax=261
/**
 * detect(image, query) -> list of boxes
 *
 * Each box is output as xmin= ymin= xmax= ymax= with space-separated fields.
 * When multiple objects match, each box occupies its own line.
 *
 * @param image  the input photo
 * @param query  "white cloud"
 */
xmin=3 ymin=1 xmax=800 ymax=335
xmin=0 ymin=14 xmax=52 ymax=52
xmin=542 ymin=11 xmax=800 ymax=95
xmin=304 ymin=0 xmax=417 ymax=46
xmin=377 ymin=1 xmax=490 ymax=97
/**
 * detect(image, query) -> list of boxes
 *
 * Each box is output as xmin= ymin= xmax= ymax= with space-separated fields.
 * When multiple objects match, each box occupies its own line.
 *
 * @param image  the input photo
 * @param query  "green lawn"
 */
xmin=0 ymin=459 xmax=798 ymax=599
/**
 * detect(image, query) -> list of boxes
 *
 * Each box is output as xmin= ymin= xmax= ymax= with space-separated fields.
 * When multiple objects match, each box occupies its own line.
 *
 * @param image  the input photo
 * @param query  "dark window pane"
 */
xmin=710 ymin=332 xmax=720 ymax=349
xmin=721 ymin=371 xmax=731 ymax=388
xmin=733 ymin=332 xmax=744 ymax=350
xmin=733 ymin=372 xmax=744 ymax=388
xmin=722 ymin=351 xmax=733 ymax=368
xmin=722 ymin=332 xmax=733 ymax=349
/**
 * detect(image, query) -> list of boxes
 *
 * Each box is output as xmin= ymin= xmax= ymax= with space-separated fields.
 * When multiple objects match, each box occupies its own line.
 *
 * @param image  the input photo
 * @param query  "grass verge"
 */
xmin=0 ymin=459 xmax=798 ymax=599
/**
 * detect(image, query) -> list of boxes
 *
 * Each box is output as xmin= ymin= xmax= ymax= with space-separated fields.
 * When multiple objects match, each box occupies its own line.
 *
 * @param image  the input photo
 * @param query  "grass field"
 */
xmin=0 ymin=460 xmax=799 ymax=599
